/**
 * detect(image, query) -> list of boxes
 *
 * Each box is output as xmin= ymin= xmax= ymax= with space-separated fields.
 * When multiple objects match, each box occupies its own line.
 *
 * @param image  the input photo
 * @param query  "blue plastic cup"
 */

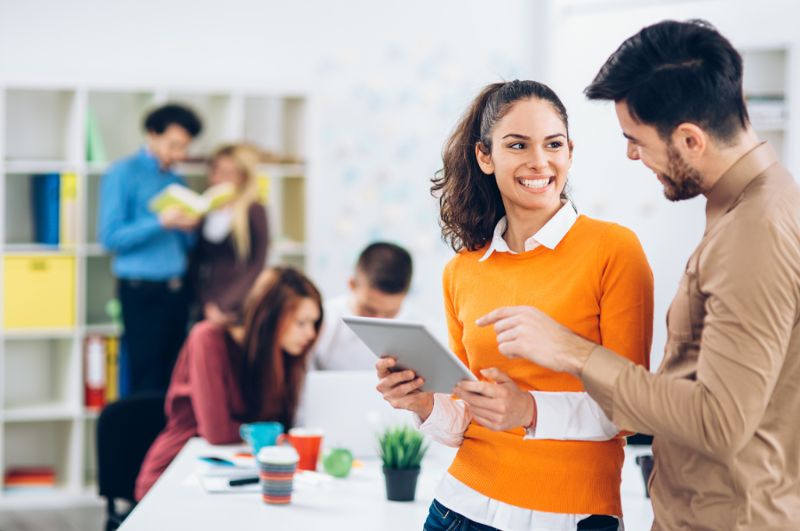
xmin=240 ymin=422 xmax=284 ymax=456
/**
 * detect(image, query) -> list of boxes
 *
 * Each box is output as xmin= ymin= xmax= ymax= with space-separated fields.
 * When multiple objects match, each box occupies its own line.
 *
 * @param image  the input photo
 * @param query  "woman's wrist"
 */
xmin=523 ymin=393 xmax=537 ymax=430
xmin=412 ymin=393 xmax=435 ymax=422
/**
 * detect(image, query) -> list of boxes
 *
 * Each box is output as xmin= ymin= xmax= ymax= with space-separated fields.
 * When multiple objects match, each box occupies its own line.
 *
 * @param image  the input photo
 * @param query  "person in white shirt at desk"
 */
xmin=311 ymin=242 xmax=421 ymax=370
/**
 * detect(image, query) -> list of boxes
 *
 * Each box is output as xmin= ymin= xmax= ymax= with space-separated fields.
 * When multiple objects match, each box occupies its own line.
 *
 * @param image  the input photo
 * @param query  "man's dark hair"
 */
xmin=144 ymin=104 xmax=202 ymax=137
xmin=355 ymin=242 xmax=413 ymax=295
xmin=584 ymin=20 xmax=748 ymax=144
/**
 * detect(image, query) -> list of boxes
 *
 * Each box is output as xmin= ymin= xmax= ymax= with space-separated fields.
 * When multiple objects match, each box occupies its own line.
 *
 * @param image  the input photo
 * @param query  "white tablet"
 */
xmin=342 ymin=316 xmax=477 ymax=393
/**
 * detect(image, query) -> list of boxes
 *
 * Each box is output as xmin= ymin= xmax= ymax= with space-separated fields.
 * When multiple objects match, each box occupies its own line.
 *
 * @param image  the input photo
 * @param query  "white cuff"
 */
xmin=412 ymin=393 xmax=471 ymax=448
xmin=523 ymin=391 xmax=620 ymax=441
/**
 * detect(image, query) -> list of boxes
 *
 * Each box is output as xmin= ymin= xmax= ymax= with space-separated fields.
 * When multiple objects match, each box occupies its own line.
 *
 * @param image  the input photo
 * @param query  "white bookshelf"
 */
xmin=742 ymin=48 xmax=791 ymax=167
xmin=0 ymin=84 xmax=309 ymax=507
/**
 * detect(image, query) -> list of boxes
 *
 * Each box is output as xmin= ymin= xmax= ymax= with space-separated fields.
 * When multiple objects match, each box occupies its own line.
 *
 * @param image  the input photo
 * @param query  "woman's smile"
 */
xmin=517 ymin=176 xmax=556 ymax=193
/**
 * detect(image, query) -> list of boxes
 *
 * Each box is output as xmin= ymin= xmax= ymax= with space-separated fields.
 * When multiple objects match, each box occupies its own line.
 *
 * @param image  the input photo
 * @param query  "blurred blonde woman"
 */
xmin=189 ymin=143 xmax=269 ymax=324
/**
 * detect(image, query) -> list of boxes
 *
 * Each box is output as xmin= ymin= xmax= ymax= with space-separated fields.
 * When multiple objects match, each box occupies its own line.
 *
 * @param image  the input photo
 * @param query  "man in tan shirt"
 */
xmin=474 ymin=20 xmax=800 ymax=530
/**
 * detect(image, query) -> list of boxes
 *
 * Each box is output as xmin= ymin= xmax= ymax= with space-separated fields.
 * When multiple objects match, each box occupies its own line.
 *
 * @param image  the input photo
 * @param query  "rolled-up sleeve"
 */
xmin=413 ymin=393 xmax=472 ymax=448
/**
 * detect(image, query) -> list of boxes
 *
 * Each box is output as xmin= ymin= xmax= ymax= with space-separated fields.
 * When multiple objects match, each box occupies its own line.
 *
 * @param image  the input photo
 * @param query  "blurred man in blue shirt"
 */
xmin=98 ymin=104 xmax=202 ymax=393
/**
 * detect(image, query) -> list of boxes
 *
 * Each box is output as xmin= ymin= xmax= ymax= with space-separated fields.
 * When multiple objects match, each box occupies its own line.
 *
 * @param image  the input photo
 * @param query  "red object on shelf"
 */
xmin=85 ymin=335 xmax=107 ymax=410
xmin=4 ymin=467 xmax=57 ymax=487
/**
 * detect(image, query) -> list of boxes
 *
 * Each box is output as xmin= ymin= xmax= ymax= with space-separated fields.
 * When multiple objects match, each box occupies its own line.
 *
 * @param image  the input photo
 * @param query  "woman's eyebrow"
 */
xmin=501 ymin=133 xmax=566 ymax=141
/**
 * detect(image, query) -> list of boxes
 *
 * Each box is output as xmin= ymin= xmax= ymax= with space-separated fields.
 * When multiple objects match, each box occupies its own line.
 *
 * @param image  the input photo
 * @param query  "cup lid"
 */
xmin=257 ymin=446 xmax=300 ymax=464
xmin=288 ymin=427 xmax=324 ymax=437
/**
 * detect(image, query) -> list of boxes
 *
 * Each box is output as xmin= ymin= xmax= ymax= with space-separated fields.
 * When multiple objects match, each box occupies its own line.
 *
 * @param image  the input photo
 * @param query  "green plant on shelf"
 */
xmin=376 ymin=425 xmax=429 ymax=470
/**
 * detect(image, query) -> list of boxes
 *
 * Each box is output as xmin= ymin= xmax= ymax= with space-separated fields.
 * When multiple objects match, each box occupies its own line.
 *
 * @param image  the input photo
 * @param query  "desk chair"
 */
xmin=97 ymin=392 xmax=167 ymax=531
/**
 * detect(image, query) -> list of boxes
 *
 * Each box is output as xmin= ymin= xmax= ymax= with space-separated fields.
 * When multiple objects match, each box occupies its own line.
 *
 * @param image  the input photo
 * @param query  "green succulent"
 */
xmin=376 ymin=425 xmax=430 ymax=469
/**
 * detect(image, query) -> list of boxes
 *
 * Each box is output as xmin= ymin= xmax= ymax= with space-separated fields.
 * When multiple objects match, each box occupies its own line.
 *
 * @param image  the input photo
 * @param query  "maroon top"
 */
xmin=135 ymin=321 xmax=246 ymax=501
xmin=190 ymin=202 xmax=269 ymax=314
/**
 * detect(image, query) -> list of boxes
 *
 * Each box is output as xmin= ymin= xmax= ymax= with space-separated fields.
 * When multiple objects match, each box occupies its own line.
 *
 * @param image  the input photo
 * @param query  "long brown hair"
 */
xmin=431 ymin=80 xmax=571 ymax=253
xmin=232 ymin=266 xmax=323 ymax=427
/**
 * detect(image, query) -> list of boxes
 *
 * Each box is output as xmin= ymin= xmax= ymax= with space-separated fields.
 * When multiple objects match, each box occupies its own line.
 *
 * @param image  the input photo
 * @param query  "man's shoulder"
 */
xmin=732 ymin=165 xmax=800 ymax=234
xmin=103 ymin=151 xmax=150 ymax=183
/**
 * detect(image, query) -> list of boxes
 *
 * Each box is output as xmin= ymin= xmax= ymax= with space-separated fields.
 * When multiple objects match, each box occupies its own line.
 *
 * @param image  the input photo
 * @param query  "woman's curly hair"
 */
xmin=431 ymin=80 xmax=571 ymax=253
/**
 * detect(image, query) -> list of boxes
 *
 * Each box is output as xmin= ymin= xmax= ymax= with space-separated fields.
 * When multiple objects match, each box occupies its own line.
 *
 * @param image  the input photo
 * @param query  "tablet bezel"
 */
xmin=342 ymin=316 xmax=477 ymax=393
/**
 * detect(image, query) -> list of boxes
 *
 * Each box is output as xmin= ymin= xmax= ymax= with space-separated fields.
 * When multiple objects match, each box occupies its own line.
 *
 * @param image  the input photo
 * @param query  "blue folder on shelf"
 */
xmin=31 ymin=173 xmax=60 ymax=245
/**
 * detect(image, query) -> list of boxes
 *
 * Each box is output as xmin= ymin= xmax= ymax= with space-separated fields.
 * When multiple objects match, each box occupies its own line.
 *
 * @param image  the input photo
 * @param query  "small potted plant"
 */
xmin=377 ymin=425 xmax=429 ymax=502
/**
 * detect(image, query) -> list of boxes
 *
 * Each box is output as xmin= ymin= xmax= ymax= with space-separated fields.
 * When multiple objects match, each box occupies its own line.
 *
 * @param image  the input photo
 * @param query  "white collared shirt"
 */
xmin=479 ymin=200 xmax=578 ymax=262
xmin=415 ymin=201 xmax=620 ymax=531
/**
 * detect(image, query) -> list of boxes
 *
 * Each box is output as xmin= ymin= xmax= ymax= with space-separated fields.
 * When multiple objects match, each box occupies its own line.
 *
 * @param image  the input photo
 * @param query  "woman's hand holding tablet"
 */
xmin=375 ymin=358 xmax=435 ymax=420
xmin=452 ymin=367 xmax=537 ymax=432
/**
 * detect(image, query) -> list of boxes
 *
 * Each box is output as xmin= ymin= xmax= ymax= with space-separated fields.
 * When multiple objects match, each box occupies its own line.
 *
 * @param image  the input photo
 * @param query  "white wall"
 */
xmin=2 ymin=0 xmax=795 ymax=367
xmin=547 ymin=0 xmax=800 ymax=370
xmin=0 ymin=0 xmax=535 ymax=338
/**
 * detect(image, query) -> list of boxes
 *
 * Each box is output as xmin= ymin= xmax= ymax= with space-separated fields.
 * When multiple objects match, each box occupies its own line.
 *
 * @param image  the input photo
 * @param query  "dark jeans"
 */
xmin=119 ymin=278 xmax=189 ymax=394
xmin=423 ymin=500 xmax=619 ymax=531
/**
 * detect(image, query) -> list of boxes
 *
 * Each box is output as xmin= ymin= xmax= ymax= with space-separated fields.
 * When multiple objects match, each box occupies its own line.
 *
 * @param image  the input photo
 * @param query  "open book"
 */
xmin=149 ymin=182 xmax=236 ymax=216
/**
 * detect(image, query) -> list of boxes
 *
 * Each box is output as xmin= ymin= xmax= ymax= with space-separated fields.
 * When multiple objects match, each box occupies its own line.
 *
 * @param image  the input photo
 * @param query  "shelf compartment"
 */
xmin=85 ymin=255 xmax=116 ymax=326
xmin=243 ymin=96 xmax=306 ymax=163
xmin=3 ymin=420 xmax=73 ymax=494
xmin=747 ymin=99 xmax=788 ymax=131
xmin=742 ymin=49 xmax=787 ymax=99
xmin=3 ymin=172 xmax=78 ymax=248
xmin=83 ymin=323 xmax=122 ymax=337
xmin=3 ymin=338 xmax=74 ymax=411
xmin=83 ymin=418 xmax=97 ymax=490
xmin=3 ymin=256 xmax=76 ymax=328
xmin=4 ymin=89 xmax=77 ymax=162
xmin=87 ymin=91 xmax=156 ymax=163
xmin=86 ymin=173 xmax=101 ymax=246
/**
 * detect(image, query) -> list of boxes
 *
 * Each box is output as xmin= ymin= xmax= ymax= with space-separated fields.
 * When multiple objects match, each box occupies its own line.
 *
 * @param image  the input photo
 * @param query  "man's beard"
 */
xmin=661 ymin=142 xmax=705 ymax=201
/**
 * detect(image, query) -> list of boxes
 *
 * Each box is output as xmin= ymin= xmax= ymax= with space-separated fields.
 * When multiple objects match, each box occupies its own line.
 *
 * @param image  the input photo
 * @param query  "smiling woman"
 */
xmin=375 ymin=80 xmax=654 ymax=531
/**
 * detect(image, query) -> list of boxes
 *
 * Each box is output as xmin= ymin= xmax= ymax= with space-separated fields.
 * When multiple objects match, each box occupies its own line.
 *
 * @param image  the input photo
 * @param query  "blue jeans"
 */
xmin=423 ymin=500 xmax=619 ymax=531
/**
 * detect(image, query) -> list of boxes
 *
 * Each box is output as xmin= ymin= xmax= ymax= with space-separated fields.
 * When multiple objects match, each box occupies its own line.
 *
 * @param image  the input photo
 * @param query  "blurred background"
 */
xmin=0 ymin=0 xmax=795 ymax=528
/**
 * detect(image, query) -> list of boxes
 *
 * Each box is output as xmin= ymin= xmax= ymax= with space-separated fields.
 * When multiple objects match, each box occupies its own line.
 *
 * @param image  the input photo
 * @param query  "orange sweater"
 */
xmin=444 ymin=215 xmax=653 ymax=516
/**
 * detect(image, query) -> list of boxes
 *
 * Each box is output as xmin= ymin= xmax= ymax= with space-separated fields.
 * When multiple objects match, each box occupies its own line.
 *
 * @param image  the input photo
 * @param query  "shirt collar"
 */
xmin=705 ymin=142 xmax=779 ymax=233
xmin=479 ymin=200 xmax=578 ymax=262
xmin=139 ymin=146 xmax=170 ymax=174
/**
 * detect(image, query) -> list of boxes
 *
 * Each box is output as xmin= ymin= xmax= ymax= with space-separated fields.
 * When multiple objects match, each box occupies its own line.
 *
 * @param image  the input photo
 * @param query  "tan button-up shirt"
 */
xmin=582 ymin=142 xmax=800 ymax=530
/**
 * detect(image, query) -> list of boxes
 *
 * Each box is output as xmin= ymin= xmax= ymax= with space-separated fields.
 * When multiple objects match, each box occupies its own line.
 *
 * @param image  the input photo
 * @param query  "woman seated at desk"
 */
xmin=135 ymin=266 xmax=323 ymax=500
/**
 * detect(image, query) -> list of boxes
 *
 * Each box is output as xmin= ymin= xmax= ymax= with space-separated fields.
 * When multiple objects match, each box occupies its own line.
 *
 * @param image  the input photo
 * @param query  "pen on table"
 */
xmin=229 ymin=477 xmax=259 ymax=487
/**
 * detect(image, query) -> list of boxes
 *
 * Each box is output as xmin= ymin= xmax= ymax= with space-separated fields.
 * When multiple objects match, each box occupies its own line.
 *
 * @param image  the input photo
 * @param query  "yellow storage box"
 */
xmin=4 ymin=256 xmax=75 ymax=328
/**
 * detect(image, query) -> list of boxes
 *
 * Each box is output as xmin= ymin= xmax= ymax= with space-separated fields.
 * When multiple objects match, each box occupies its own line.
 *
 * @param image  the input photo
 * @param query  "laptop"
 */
xmin=302 ymin=371 xmax=414 ymax=458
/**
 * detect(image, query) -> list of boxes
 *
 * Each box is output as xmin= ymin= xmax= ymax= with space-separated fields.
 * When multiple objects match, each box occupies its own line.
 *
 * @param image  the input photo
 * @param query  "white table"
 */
xmin=119 ymin=439 xmax=654 ymax=530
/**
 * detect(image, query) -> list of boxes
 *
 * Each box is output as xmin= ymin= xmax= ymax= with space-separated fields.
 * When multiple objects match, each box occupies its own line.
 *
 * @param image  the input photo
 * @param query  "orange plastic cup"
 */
xmin=277 ymin=428 xmax=324 ymax=472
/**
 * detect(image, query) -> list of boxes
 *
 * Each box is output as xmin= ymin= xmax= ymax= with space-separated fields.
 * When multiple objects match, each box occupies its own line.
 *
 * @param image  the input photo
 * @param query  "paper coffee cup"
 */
xmin=257 ymin=447 xmax=299 ymax=505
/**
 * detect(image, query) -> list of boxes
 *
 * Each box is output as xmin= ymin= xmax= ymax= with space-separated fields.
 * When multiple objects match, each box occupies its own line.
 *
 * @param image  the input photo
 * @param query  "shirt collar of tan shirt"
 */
xmin=704 ymin=141 xmax=779 ymax=232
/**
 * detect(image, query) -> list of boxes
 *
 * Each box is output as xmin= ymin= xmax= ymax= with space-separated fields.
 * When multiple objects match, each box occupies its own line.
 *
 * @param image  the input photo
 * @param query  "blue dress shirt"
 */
xmin=97 ymin=148 xmax=197 ymax=280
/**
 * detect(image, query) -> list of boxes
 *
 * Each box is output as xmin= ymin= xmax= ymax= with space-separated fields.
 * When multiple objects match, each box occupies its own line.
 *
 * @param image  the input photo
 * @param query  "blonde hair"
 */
xmin=211 ymin=143 xmax=262 ymax=263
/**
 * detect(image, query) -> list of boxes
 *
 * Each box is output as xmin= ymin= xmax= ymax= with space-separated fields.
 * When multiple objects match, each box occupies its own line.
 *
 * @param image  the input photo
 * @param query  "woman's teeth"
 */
xmin=520 ymin=177 xmax=551 ymax=189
